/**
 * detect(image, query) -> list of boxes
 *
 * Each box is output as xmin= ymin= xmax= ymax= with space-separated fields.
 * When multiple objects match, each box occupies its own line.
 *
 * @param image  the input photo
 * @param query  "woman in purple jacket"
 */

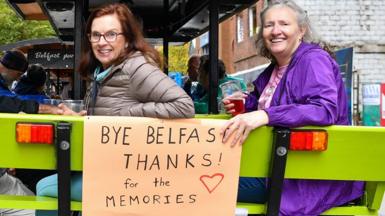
xmin=221 ymin=0 xmax=364 ymax=215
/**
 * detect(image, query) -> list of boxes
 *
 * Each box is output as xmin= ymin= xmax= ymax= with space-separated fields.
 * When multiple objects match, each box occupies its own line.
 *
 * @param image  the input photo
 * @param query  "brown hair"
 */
xmin=78 ymin=3 xmax=161 ymax=78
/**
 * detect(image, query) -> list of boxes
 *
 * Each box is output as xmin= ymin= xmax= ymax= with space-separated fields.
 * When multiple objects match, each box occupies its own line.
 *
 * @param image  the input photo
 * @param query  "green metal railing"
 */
xmin=0 ymin=113 xmax=385 ymax=215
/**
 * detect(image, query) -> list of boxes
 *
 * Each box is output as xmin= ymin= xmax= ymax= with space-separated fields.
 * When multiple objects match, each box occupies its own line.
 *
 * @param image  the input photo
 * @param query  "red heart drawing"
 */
xmin=200 ymin=173 xmax=224 ymax=193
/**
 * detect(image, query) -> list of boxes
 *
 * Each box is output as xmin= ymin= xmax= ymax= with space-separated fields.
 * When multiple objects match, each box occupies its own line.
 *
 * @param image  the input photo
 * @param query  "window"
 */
xmin=236 ymin=15 xmax=244 ymax=43
xmin=188 ymin=39 xmax=197 ymax=55
xmin=199 ymin=32 xmax=209 ymax=47
xmin=202 ymin=45 xmax=209 ymax=55
xmin=249 ymin=7 xmax=257 ymax=37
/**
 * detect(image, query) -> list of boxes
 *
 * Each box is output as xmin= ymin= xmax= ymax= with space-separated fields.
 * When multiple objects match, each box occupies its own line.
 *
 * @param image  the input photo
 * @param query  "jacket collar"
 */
xmin=265 ymin=42 xmax=322 ymax=73
xmin=289 ymin=42 xmax=322 ymax=66
xmin=96 ymin=51 xmax=143 ymax=83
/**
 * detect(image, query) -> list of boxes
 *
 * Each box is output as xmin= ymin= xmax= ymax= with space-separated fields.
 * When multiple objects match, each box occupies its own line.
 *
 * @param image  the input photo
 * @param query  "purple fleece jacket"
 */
xmin=245 ymin=42 xmax=364 ymax=215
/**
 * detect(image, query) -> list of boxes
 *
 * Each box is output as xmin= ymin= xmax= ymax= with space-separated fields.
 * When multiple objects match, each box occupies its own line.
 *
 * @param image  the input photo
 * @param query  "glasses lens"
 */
xmin=105 ymin=32 xmax=117 ymax=42
xmin=90 ymin=32 xmax=101 ymax=42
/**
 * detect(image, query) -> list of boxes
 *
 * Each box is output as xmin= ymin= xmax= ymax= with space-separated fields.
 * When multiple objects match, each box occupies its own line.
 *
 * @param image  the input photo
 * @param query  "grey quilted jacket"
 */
xmin=85 ymin=52 xmax=195 ymax=118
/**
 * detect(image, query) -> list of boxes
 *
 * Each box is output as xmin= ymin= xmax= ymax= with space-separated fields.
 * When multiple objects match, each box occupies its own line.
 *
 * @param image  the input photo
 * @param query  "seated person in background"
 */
xmin=194 ymin=56 xmax=247 ymax=114
xmin=0 ymin=50 xmax=28 ymax=97
xmin=191 ymin=56 xmax=209 ymax=101
xmin=12 ymin=65 xmax=55 ymax=193
xmin=13 ymin=64 xmax=49 ymax=103
xmin=182 ymin=55 xmax=206 ymax=101
xmin=183 ymin=56 xmax=200 ymax=99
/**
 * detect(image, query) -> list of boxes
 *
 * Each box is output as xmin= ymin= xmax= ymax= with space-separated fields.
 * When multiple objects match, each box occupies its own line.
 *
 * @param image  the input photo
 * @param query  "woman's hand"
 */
xmin=58 ymin=103 xmax=87 ymax=116
xmin=38 ymin=104 xmax=64 ymax=115
xmin=220 ymin=110 xmax=269 ymax=146
xmin=222 ymin=92 xmax=248 ymax=115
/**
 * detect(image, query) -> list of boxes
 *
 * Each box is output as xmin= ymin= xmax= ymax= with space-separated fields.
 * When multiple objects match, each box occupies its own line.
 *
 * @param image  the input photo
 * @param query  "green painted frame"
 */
xmin=0 ymin=113 xmax=384 ymax=215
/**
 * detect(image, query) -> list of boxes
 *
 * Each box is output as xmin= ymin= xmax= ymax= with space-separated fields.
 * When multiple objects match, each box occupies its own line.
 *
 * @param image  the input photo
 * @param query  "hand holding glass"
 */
xmin=220 ymin=80 xmax=245 ymax=116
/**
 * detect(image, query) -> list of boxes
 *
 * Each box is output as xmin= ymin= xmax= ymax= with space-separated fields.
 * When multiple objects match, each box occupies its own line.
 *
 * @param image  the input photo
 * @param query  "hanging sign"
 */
xmin=28 ymin=49 xmax=74 ymax=69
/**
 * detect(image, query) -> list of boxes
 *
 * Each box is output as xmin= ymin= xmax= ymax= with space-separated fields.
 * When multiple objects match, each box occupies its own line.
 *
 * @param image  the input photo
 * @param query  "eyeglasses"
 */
xmin=88 ymin=31 xmax=124 ymax=43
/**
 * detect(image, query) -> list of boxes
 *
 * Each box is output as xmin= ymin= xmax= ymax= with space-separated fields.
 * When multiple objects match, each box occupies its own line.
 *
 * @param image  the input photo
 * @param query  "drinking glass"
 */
xmin=220 ymin=80 xmax=245 ymax=116
xmin=62 ymin=100 xmax=85 ymax=112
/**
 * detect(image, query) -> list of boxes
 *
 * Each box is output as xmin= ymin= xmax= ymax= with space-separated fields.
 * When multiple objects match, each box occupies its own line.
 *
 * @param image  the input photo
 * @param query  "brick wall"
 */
xmin=294 ymin=0 xmax=385 ymax=85
xmin=219 ymin=17 xmax=236 ymax=73
xmin=226 ymin=0 xmax=268 ymax=73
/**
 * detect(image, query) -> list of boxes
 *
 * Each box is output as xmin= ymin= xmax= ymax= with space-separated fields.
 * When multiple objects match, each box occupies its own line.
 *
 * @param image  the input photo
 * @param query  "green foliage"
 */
xmin=157 ymin=43 xmax=190 ymax=74
xmin=0 ymin=0 xmax=55 ymax=46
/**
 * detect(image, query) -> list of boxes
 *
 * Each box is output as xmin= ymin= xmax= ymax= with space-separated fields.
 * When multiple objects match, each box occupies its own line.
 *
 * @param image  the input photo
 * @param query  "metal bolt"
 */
xmin=60 ymin=141 xmax=70 ymax=150
xmin=276 ymin=146 xmax=287 ymax=156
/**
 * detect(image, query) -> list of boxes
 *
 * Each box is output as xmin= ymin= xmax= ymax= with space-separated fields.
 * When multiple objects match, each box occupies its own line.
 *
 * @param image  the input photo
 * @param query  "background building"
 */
xmin=191 ymin=0 xmax=267 ymax=74
xmin=296 ymin=0 xmax=385 ymax=85
xmin=296 ymin=0 xmax=385 ymax=124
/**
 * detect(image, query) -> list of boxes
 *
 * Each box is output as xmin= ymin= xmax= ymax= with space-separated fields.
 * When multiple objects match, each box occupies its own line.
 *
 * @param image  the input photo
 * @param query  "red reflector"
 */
xmin=16 ymin=123 xmax=54 ymax=145
xmin=289 ymin=130 xmax=327 ymax=151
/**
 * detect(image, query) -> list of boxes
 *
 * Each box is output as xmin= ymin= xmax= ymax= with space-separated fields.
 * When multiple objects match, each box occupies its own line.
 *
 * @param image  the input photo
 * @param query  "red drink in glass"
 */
xmin=229 ymin=98 xmax=245 ymax=116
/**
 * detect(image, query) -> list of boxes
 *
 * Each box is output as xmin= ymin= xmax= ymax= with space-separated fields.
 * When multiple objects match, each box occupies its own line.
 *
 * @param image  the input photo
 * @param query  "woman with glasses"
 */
xmin=35 ymin=3 xmax=194 ymax=215
xmin=79 ymin=3 xmax=194 ymax=117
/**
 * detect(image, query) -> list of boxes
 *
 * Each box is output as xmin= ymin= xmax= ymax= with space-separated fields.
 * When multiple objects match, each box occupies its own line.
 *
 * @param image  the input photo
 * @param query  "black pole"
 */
xmin=56 ymin=122 xmax=72 ymax=216
xmin=163 ymin=0 xmax=169 ymax=74
xmin=266 ymin=128 xmax=290 ymax=216
xmin=208 ymin=0 xmax=219 ymax=114
xmin=73 ymin=0 xmax=86 ymax=99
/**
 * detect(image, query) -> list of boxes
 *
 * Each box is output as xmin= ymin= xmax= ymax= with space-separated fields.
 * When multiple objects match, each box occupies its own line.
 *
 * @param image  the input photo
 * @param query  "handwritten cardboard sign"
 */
xmin=83 ymin=116 xmax=242 ymax=216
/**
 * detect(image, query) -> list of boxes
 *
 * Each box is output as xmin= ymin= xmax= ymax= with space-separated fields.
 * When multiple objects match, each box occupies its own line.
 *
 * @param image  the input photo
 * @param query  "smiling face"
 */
xmin=90 ymin=14 xmax=127 ymax=69
xmin=262 ymin=6 xmax=305 ymax=66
